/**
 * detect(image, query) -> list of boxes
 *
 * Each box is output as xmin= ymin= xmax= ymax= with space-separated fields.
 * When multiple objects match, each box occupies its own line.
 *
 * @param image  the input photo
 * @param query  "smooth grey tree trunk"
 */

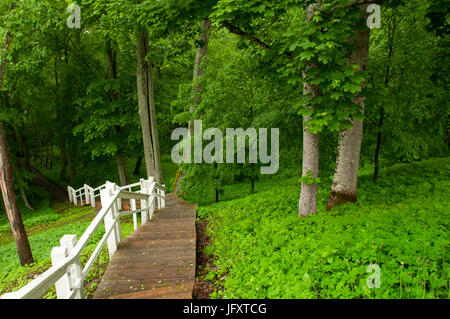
xmin=136 ymin=31 xmax=163 ymax=184
xmin=299 ymin=1 xmax=321 ymax=217
xmin=327 ymin=5 xmax=370 ymax=210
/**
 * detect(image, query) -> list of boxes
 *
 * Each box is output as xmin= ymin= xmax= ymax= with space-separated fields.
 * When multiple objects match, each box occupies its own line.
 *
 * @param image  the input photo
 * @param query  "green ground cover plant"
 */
xmin=197 ymin=157 xmax=450 ymax=299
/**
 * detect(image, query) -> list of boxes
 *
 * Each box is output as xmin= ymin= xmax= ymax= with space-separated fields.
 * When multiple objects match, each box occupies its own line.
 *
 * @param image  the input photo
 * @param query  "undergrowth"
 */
xmin=197 ymin=157 xmax=450 ymax=299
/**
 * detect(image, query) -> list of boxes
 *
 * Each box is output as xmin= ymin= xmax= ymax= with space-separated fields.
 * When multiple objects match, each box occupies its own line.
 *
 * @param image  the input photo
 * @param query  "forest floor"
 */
xmin=1 ymin=157 xmax=448 ymax=299
xmin=191 ymin=157 xmax=450 ymax=299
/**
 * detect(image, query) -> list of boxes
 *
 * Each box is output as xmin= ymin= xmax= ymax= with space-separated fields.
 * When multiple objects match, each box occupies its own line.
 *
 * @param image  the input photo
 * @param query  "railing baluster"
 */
xmin=60 ymin=235 xmax=84 ymax=299
xmin=113 ymin=185 xmax=122 ymax=244
xmin=101 ymin=185 xmax=118 ymax=259
xmin=51 ymin=246 xmax=71 ymax=299
xmin=131 ymin=198 xmax=138 ymax=230
xmin=84 ymin=185 xmax=89 ymax=206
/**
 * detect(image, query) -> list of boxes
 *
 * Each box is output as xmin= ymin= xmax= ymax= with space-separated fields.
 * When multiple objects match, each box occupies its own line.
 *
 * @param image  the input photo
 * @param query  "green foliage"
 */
xmin=0 ymin=0 xmax=449 ymax=301
xmin=198 ymin=158 xmax=450 ymax=298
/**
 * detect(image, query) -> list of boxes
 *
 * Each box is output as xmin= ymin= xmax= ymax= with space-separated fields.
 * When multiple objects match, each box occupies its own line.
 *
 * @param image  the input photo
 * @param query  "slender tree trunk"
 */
xmin=49 ymin=136 xmax=53 ymax=170
xmin=326 ymin=5 xmax=370 ymax=210
xmin=106 ymin=38 xmax=128 ymax=187
xmin=60 ymin=142 xmax=68 ymax=181
xmin=373 ymin=16 xmax=396 ymax=183
xmin=67 ymin=144 xmax=76 ymax=185
xmin=0 ymin=3 xmax=34 ymax=265
xmin=45 ymin=141 xmax=50 ymax=169
xmin=133 ymin=155 xmax=143 ymax=176
xmin=13 ymin=129 xmax=34 ymax=211
xmin=38 ymin=134 xmax=43 ymax=166
xmin=116 ymin=153 xmax=127 ymax=186
xmin=188 ymin=17 xmax=211 ymax=135
xmin=298 ymin=2 xmax=321 ymax=217
xmin=19 ymin=185 xmax=34 ymax=211
xmin=373 ymin=107 xmax=384 ymax=183
xmin=175 ymin=18 xmax=211 ymax=193
xmin=147 ymin=62 xmax=163 ymax=184
xmin=136 ymin=31 xmax=163 ymax=183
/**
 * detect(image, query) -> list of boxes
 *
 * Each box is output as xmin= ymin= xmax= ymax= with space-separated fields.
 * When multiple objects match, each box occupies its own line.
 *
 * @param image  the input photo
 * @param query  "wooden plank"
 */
xmin=93 ymin=194 xmax=196 ymax=299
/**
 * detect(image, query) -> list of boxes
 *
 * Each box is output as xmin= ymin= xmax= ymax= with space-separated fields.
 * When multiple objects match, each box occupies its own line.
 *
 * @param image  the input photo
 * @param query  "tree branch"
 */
xmin=220 ymin=21 xmax=272 ymax=50
xmin=220 ymin=21 xmax=294 ymax=58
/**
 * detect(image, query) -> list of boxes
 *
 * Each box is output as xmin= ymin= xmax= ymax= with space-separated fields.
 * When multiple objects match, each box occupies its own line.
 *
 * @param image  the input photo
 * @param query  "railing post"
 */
xmin=139 ymin=178 xmax=148 ymax=224
xmin=84 ymin=185 xmax=90 ymax=206
xmin=140 ymin=198 xmax=149 ymax=224
xmin=51 ymin=235 xmax=84 ymax=299
xmin=67 ymin=187 xmax=73 ymax=203
xmin=100 ymin=184 xmax=118 ymax=259
xmin=157 ymin=189 xmax=161 ymax=209
xmin=148 ymin=177 xmax=155 ymax=220
xmin=90 ymin=187 xmax=95 ymax=208
xmin=112 ymin=184 xmax=122 ymax=244
xmin=161 ymin=184 xmax=166 ymax=208
xmin=60 ymin=235 xmax=84 ymax=299
xmin=131 ymin=198 xmax=138 ymax=231
xmin=51 ymin=246 xmax=71 ymax=299
xmin=73 ymin=190 xmax=78 ymax=206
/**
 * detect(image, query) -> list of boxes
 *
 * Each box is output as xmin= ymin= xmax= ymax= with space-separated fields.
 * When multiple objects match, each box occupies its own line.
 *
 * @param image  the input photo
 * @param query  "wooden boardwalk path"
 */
xmin=94 ymin=194 xmax=197 ymax=299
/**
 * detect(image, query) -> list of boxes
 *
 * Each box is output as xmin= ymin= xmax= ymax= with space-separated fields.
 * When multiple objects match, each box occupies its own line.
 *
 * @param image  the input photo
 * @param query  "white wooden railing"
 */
xmin=67 ymin=182 xmax=108 ymax=208
xmin=1 ymin=177 xmax=166 ymax=299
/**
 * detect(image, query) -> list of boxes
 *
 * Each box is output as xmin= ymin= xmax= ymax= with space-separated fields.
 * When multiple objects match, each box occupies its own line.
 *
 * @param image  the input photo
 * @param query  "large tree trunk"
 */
xmin=298 ymin=116 xmax=320 ymax=217
xmin=136 ymin=31 xmax=163 ymax=184
xmin=298 ymin=2 xmax=321 ymax=217
xmin=0 ymin=3 xmax=34 ymax=265
xmin=326 ymin=6 xmax=370 ymax=210
xmin=0 ymin=123 xmax=34 ymax=265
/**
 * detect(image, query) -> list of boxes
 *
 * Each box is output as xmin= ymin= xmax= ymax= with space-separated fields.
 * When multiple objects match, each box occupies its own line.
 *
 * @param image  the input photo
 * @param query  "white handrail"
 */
xmin=67 ymin=180 xmax=150 ymax=208
xmin=2 ymin=177 xmax=166 ymax=299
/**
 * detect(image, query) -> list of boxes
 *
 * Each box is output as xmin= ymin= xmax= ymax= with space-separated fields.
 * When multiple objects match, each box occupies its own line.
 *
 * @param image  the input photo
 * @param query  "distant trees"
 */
xmin=0 ymin=0 xmax=447 ymax=241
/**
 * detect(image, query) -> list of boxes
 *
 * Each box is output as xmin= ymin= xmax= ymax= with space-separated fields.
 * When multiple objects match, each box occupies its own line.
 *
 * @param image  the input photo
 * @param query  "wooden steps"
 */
xmin=94 ymin=194 xmax=197 ymax=299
